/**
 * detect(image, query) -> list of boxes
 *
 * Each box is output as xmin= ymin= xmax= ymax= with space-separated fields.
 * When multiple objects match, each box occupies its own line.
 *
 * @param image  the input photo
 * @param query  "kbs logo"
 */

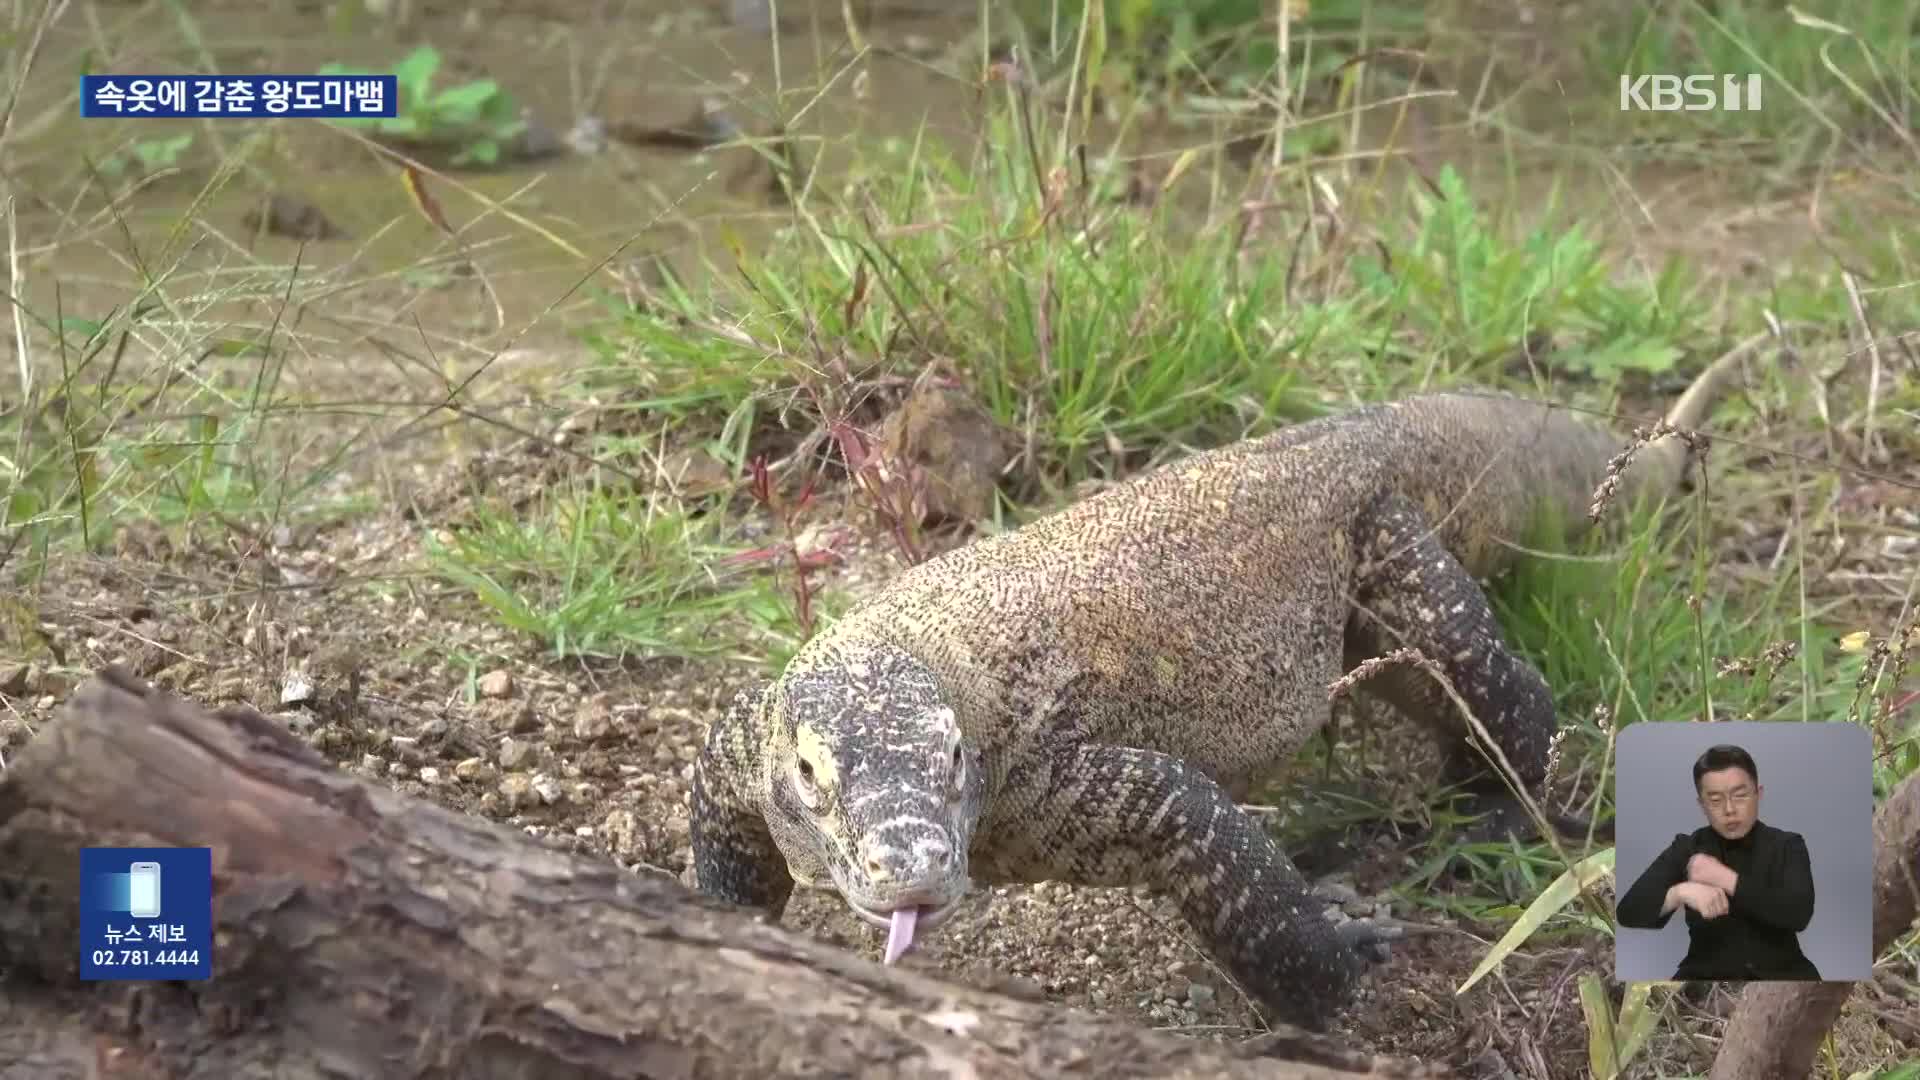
xmin=1618 ymin=74 xmax=1763 ymax=112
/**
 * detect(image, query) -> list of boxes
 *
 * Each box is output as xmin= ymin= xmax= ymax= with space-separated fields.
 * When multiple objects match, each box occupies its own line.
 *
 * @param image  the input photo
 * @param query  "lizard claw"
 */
xmin=1334 ymin=916 xmax=1402 ymax=967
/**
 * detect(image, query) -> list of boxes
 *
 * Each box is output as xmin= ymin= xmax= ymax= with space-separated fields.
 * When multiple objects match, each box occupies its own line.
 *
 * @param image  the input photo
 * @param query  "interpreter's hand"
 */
xmin=1687 ymin=853 xmax=1735 ymax=892
xmin=1674 ymin=881 xmax=1729 ymax=920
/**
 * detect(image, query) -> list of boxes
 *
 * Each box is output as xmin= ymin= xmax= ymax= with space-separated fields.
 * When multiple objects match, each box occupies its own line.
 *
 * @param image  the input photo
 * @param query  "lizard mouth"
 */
xmin=848 ymin=896 xmax=964 ymax=932
xmin=848 ymin=896 xmax=965 ymax=964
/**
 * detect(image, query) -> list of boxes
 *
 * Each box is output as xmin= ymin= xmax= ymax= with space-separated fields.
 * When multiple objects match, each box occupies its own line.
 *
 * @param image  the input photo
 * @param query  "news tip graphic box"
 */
xmin=79 ymin=74 xmax=398 ymax=119
xmin=79 ymin=846 xmax=213 ymax=981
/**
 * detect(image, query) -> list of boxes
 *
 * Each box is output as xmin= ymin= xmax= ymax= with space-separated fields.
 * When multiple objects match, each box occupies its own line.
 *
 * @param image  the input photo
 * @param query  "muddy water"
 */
xmin=6 ymin=1 xmax=1025 ymax=345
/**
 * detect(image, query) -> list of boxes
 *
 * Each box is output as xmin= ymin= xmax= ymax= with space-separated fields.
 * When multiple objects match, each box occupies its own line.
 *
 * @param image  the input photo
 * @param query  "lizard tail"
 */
xmin=1616 ymin=332 xmax=1761 ymax=502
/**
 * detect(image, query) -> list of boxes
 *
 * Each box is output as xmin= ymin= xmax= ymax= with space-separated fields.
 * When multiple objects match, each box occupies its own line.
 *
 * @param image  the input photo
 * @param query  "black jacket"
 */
xmin=1615 ymin=819 xmax=1820 ymax=981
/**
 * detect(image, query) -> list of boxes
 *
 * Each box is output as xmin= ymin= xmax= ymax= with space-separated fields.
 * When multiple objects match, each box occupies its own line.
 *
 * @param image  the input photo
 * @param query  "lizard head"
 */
xmin=760 ymin=640 xmax=985 ymax=942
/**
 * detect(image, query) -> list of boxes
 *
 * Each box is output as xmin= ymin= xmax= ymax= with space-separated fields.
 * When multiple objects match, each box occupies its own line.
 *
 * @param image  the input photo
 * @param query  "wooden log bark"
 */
xmin=1706 ymin=770 xmax=1920 ymax=1080
xmin=0 ymin=666 xmax=1449 ymax=1080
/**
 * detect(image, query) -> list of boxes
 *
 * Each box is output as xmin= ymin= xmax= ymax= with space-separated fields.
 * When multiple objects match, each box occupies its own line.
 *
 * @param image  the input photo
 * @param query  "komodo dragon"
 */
xmin=689 ymin=350 xmax=1745 ymax=1031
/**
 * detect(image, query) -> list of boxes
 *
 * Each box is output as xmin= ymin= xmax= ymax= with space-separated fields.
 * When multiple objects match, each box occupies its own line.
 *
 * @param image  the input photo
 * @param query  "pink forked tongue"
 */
xmin=882 ymin=906 xmax=921 ymax=965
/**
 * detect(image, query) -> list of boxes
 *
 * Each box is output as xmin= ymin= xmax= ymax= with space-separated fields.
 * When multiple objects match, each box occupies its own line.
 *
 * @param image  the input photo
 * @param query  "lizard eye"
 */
xmin=947 ymin=742 xmax=966 ymax=797
xmin=794 ymin=756 xmax=826 ymax=812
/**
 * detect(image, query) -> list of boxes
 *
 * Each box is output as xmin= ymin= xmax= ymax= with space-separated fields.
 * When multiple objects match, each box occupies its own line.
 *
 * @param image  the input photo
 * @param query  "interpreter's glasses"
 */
xmin=1701 ymin=790 xmax=1753 ymax=812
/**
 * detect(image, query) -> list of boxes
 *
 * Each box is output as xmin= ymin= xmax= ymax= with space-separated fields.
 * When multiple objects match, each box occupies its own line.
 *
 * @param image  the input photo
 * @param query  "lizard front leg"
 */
xmin=689 ymin=681 xmax=795 ymax=916
xmin=996 ymin=743 xmax=1394 ymax=1031
xmin=1346 ymin=493 xmax=1593 ymax=843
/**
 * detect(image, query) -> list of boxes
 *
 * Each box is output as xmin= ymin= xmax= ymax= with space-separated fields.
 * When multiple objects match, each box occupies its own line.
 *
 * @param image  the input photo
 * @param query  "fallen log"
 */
xmin=1707 ymin=769 xmax=1920 ymax=1080
xmin=0 ymin=666 xmax=1448 ymax=1080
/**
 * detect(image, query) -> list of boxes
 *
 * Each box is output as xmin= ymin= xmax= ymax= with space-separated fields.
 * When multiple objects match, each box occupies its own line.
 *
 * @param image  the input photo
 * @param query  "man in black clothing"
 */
xmin=1615 ymin=743 xmax=1821 ymax=981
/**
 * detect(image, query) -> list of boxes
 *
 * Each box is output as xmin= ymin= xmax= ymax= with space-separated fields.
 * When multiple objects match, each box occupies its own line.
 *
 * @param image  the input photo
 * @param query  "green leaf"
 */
xmin=479 ymin=91 xmax=522 ymax=128
xmin=391 ymin=45 xmax=441 ymax=101
xmin=59 ymin=316 xmax=106 ymax=341
xmin=133 ymin=133 xmax=193 ymax=170
xmin=1572 ymin=338 xmax=1683 ymax=378
xmin=429 ymin=103 xmax=480 ymax=127
xmin=1612 ymin=981 xmax=1662 ymax=1069
xmin=431 ymin=78 xmax=500 ymax=112
xmin=453 ymin=138 xmax=500 ymax=166
xmin=1578 ymin=973 xmax=1620 ymax=1079
xmin=1578 ymin=974 xmax=1665 ymax=1080
xmin=6 ymin=487 xmax=45 ymax=525
xmin=1458 ymin=846 xmax=1615 ymax=993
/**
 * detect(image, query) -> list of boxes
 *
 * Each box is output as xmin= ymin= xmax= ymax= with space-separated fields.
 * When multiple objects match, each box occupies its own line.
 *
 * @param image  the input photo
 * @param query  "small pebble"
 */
xmin=498 ymin=773 xmax=536 ymax=809
xmin=280 ymin=670 xmax=314 ymax=705
xmin=531 ymin=773 xmax=563 ymax=805
xmin=499 ymin=736 xmax=531 ymax=770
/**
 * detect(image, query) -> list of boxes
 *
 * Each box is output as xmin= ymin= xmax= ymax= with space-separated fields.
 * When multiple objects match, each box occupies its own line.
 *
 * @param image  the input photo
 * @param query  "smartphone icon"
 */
xmin=127 ymin=862 xmax=162 ymax=919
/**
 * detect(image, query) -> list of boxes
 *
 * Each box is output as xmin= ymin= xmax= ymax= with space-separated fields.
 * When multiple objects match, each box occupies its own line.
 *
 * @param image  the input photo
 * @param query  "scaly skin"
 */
xmin=689 ymin=352 xmax=1745 ymax=1031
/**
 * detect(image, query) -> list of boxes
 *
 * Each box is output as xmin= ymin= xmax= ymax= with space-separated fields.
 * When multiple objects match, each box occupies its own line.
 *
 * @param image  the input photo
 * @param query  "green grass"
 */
xmin=1345 ymin=164 xmax=1710 ymax=381
xmin=1000 ymin=0 xmax=1920 ymax=179
xmin=1491 ymin=496 xmax=1849 ymax=733
xmin=1579 ymin=0 xmax=1920 ymax=154
xmin=571 ymin=101 xmax=1736 ymax=508
xmin=2 ymin=262 xmax=375 ymax=583
xmin=578 ymin=111 xmax=1365 ymax=495
xmin=423 ymin=480 xmax=809 ymax=664
xmin=1003 ymin=0 xmax=1431 ymax=97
